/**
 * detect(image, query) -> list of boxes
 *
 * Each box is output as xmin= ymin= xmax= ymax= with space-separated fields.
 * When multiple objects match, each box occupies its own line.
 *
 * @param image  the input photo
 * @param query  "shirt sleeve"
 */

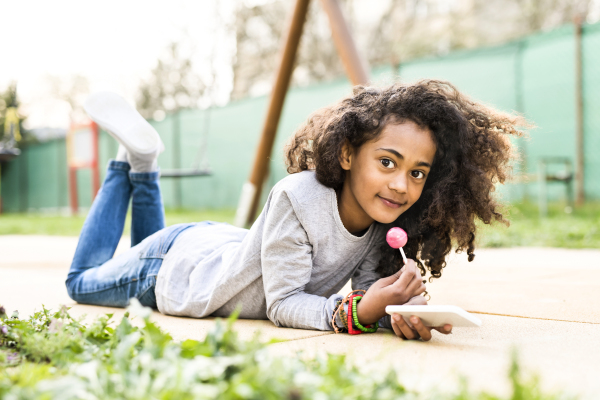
xmin=260 ymin=189 xmax=343 ymax=331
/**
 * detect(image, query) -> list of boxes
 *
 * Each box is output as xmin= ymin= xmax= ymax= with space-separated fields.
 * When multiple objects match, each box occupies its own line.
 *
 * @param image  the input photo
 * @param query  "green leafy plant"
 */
xmin=0 ymin=302 xmax=573 ymax=400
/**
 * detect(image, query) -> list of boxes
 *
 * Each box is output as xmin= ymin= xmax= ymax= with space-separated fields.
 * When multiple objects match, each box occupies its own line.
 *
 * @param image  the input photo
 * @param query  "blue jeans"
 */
xmin=65 ymin=160 xmax=195 ymax=309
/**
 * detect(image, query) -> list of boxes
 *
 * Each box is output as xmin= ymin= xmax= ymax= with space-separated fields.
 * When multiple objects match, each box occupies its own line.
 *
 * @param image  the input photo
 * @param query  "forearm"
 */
xmin=267 ymin=292 xmax=344 ymax=331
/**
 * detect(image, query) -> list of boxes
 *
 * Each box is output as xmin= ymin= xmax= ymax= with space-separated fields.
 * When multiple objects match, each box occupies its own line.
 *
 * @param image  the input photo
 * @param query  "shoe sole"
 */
xmin=83 ymin=92 xmax=160 ymax=154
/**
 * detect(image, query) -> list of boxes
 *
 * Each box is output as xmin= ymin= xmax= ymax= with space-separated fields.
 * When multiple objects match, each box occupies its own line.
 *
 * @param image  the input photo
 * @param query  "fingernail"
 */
xmin=410 ymin=316 xmax=418 ymax=324
xmin=393 ymin=315 xmax=400 ymax=322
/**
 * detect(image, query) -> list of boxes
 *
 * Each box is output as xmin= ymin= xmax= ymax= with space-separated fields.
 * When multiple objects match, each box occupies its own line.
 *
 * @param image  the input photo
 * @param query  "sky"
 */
xmin=1 ymin=0 xmax=237 ymax=129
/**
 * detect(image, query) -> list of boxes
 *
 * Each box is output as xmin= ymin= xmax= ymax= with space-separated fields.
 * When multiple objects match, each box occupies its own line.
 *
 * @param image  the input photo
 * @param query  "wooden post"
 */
xmin=574 ymin=17 xmax=585 ymax=206
xmin=234 ymin=0 xmax=311 ymax=227
xmin=319 ymin=0 xmax=369 ymax=85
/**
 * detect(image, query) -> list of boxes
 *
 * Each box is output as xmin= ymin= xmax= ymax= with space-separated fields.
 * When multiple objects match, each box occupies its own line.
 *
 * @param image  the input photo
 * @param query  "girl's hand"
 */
xmin=390 ymin=295 xmax=453 ymax=341
xmin=356 ymin=259 xmax=426 ymax=325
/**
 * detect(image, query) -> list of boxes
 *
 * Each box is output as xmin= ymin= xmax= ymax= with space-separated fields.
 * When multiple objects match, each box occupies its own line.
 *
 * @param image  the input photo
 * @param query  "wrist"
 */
xmin=356 ymin=301 xmax=385 ymax=326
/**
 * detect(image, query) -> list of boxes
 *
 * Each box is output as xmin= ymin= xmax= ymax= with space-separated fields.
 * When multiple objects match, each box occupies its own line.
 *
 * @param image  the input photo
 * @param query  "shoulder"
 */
xmin=271 ymin=170 xmax=333 ymax=205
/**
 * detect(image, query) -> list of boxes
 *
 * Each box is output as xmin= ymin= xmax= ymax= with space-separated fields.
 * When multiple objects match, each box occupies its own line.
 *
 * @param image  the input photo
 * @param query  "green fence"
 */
xmin=1 ymin=22 xmax=599 ymax=213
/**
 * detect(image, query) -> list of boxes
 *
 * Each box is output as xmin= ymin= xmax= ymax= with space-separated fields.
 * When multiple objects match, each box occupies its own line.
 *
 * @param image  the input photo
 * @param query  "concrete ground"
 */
xmin=1 ymin=235 xmax=599 ymax=398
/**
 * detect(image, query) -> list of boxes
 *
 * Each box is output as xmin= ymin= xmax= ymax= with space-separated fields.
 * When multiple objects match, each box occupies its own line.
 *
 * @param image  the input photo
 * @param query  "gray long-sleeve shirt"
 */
xmin=155 ymin=170 xmax=391 ymax=331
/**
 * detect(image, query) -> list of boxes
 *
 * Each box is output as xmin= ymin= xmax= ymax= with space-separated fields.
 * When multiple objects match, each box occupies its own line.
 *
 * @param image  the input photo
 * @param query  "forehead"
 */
xmin=366 ymin=121 xmax=437 ymax=160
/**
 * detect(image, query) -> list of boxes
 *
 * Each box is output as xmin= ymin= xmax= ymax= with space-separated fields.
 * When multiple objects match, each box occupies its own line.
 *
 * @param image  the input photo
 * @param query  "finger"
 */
xmin=390 ymin=314 xmax=406 ymax=339
xmin=406 ymin=274 xmax=426 ymax=296
xmin=410 ymin=316 xmax=432 ymax=341
xmin=433 ymin=324 xmax=453 ymax=335
xmin=397 ymin=315 xmax=418 ymax=340
xmin=407 ymin=295 xmax=427 ymax=306
xmin=395 ymin=261 xmax=416 ymax=289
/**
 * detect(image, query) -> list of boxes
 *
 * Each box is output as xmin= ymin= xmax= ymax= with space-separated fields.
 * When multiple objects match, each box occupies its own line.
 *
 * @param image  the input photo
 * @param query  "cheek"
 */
xmin=408 ymin=183 xmax=426 ymax=203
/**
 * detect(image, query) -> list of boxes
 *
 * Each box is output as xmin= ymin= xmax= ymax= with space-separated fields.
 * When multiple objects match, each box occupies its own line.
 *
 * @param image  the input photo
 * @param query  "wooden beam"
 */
xmin=234 ymin=0 xmax=311 ymax=227
xmin=319 ymin=0 xmax=369 ymax=85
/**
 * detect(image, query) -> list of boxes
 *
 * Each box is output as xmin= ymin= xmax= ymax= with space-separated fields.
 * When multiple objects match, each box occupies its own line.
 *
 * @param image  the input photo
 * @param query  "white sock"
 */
xmin=128 ymin=147 xmax=159 ymax=173
xmin=115 ymin=144 xmax=128 ymax=162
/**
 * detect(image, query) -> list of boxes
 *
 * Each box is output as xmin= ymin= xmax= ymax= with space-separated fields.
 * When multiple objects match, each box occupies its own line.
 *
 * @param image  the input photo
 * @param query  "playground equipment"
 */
xmin=538 ymin=157 xmax=574 ymax=218
xmin=234 ymin=0 xmax=369 ymax=227
xmin=0 ymin=106 xmax=22 ymax=213
xmin=66 ymin=121 xmax=100 ymax=215
xmin=160 ymin=109 xmax=212 ymax=178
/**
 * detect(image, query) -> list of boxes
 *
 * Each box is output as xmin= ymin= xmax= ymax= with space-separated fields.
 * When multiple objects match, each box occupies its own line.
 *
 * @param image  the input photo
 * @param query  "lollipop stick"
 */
xmin=399 ymin=248 xmax=408 ymax=264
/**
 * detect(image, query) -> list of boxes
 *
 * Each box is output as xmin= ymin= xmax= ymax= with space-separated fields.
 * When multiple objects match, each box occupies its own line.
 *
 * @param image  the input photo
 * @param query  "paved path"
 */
xmin=1 ymin=235 xmax=599 ymax=398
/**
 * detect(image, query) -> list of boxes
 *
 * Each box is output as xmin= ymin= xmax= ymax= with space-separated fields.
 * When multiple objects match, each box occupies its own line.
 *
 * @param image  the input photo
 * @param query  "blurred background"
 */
xmin=0 ymin=0 xmax=599 ymax=248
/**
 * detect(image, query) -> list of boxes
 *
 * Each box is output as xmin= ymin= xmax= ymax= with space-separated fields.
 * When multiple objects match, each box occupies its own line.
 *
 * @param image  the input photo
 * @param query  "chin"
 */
xmin=371 ymin=209 xmax=404 ymax=224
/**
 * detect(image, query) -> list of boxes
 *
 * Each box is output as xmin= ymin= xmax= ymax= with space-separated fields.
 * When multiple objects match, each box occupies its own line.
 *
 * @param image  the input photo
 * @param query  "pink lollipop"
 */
xmin=386 ymin=227 xmax=408 ymax=264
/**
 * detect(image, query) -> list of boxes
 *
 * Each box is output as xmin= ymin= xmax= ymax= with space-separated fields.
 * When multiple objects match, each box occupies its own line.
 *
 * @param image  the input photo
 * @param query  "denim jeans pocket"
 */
xmin=139 ymin=222 xmax=198 ymax=260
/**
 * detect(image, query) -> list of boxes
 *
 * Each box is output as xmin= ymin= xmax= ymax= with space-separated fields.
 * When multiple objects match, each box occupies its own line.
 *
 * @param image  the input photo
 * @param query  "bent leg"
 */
xmin=67 ymin=161 xmax=131 ymax=284
xmin=130 ymin=170 xmax=165 ymax=247
xmin=66 ymin=222 xmax=196 ymax=308
xmin=67 ymin=245 xmax=160 ymax=308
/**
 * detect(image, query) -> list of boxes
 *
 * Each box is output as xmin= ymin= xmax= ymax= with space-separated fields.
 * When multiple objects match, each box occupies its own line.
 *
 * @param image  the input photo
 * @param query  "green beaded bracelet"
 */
xmin=352 ymin=295 xmax=379 ymax=333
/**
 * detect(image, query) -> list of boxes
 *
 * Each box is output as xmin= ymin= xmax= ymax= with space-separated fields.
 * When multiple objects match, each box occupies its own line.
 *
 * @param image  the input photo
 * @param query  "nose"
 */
xmin=389 ymin=172 xmax=408 ymax=194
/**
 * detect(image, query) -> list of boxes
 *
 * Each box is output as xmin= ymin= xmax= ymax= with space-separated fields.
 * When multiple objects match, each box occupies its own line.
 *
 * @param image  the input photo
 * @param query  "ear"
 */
xmin=339 ymin=140 xmax=353 ymax=171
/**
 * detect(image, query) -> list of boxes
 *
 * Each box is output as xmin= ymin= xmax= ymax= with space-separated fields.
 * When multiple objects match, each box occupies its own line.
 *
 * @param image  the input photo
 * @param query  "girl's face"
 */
xmin=338 ymin=120 xmax=437 ymax=233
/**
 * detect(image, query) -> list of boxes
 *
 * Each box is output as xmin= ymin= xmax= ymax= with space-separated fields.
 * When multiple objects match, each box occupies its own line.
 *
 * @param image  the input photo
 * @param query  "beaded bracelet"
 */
xmin=331 ymin=299 xmax=347 ymax=333
xmin=331 ymin=289 xmax=366 ymax=333
xmin=351 ymin=295 xmax=379 ymax=333
xmin=347 ymin=294 xmax=363 ymax=335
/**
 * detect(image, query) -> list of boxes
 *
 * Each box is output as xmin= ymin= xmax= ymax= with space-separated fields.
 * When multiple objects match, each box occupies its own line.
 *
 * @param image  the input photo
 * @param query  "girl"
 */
xmin=66 ymin=80 xmax=522 ymax=341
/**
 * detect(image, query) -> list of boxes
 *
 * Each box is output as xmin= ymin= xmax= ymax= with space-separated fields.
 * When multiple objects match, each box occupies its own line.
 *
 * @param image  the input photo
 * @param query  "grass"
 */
xmin=0 ymin=202 xmax=599 ymax=249
xmin=477 ymin=201 xmax=600 ymax=249
xmin=0 ymin=302 xmax=574 ymax=399
xmin=0 ymin=209 xmax=236 ymax=237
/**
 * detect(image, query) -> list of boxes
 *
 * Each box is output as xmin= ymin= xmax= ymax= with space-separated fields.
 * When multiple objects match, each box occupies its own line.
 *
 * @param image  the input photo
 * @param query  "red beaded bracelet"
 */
xmin=347 ymin=294 xmax=363 ymax=335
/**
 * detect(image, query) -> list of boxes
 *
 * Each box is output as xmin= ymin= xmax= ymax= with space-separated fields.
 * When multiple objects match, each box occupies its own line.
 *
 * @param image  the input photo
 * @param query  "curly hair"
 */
xmin=285 ymin=79 xmax=526 ymax=280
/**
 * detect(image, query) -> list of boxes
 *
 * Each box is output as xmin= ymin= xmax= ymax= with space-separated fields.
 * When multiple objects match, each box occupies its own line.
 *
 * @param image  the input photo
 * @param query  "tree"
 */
xmin=0 ymin=83 xmax=33 ymax=147
xmin=231 ymin=0 xmax=345 ymax=100
xmin=230 ymin=0 xmax=598 ymax=102
xmin=136 ymin=42 xmax=207 ymax=120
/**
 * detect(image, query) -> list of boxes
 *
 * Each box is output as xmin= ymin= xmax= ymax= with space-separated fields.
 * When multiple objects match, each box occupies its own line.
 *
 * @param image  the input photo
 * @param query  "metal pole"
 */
xmin=538 ymin=160 xmax=547 ymax=218
xmin=91 ymin=122 xmax=100 ymax=199
xmin=234 ymin=0 xmax=311 ymax=227
xmin=514 ymin=40 xmax=529 ymax=200
xmin=319 ymin=0 xmax=369 ymax=85
xmin=574 ymin=17 xmax=585 ymax=206
xmin=173 ymin=111 xmax=182 ymax=209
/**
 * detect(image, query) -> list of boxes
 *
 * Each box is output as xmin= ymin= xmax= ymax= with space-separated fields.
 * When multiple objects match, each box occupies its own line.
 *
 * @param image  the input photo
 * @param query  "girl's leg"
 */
xmin=66 ymin=165 xmax=167 ymax=308
xmin=66 ymin=221 xmax=196 ymax=309
xmin=66 ymin=160 xmax=131 ymax=285
xmin=66 ymin=91 xmax=171 ymax=308
xmin=130 ymin=169 xmax=166 ymax=247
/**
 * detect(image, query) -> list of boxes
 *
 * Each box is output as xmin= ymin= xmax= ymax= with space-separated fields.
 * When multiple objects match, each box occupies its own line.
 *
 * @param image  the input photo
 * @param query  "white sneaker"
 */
xmin=84 ymin=92 xmax=164 ymax=171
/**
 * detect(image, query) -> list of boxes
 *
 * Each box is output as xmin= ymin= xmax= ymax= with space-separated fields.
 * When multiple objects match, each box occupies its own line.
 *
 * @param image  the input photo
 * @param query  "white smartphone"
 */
xmin=385 ymin=305 xmax=482 ymax=327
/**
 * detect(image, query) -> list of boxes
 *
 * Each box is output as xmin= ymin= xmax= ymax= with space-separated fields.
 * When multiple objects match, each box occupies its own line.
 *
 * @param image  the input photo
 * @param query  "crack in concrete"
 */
xmin=467 ymin=310 xmax=600 ymax=324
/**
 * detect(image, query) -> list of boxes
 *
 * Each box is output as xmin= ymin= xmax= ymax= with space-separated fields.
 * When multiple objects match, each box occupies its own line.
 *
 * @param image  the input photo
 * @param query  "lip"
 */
xmin=378 ymin=195 xmax=406 ymax=209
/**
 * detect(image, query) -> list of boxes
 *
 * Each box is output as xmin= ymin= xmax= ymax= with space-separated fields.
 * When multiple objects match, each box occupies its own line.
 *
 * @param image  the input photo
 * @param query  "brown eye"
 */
xmin=411 ymin=170 xmax=425 ymax=179
xmin=380 ymin=159 xmax=394 ymax=169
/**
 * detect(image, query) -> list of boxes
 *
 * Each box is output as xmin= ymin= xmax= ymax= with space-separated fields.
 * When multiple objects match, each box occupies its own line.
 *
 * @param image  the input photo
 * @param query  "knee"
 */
xmin=65 ymin=276 xmax=79 ymax=302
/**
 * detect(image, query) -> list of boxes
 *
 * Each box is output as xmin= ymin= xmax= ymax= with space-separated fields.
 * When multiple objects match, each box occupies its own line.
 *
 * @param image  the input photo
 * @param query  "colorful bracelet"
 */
xmin=347 ymin=294 xmax=362 ymax=335
xmin=351 ymin=295 xmax=379 ymax=333
xmin=339 ymin=301 xmax=349 ymax=329
xmin=331 ymin=299 xmax=346 ymax=333
xmin=332 ymin=290 xmax=368 ymax=334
